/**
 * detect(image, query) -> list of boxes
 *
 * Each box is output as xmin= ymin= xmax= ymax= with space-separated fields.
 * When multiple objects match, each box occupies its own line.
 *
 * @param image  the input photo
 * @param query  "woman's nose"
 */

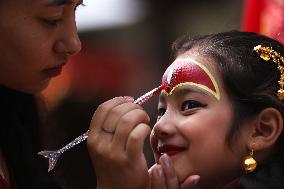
xmin=53 ymin=19 xmax=82 ymax=56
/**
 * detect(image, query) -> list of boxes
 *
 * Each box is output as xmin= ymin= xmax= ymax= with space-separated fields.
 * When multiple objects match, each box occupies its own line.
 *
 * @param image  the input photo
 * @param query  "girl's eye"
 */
xmin=157 ymin=107 xmax=166 ymax=121
xmin=43 ymin=18 xmax=63 ymax=26
xmin=181 ymin=100 xmax=206 ymax=111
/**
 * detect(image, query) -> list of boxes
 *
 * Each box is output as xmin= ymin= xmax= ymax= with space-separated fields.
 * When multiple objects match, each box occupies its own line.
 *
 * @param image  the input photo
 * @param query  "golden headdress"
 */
xmin=253 ymin=45 xmax=284 ymax=100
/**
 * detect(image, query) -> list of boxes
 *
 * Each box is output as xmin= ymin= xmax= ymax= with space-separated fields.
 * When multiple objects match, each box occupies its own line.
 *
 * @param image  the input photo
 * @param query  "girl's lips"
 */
xmin=158 ymin=145 xmax=186 ymax=156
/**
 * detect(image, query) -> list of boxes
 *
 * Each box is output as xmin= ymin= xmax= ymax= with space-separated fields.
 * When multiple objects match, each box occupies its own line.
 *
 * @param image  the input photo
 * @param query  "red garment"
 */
xmin=0 ymin=176 xmax=11 ymax=189
xmin=242 ymin=0 xmax=284 ymax=44
xmin=241 ymin=0 xmax=265 ymax=32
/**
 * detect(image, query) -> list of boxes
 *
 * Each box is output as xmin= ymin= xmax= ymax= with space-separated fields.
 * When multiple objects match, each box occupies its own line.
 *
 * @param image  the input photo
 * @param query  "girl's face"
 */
xmin=150 ymin=56 xmax=249 ymax=188
xmin=0 ymin=0 xmax=82 ymax=93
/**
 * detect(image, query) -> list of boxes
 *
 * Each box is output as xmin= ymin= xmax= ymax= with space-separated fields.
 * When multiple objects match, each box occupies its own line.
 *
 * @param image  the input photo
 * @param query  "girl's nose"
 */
xmin=153 ymin=113 xmax=176 ymax=139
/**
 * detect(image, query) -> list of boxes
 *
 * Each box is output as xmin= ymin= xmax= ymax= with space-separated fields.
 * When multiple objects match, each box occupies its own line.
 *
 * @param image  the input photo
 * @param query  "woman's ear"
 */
xmin=248 ymin=108 xmax=283 ymax=151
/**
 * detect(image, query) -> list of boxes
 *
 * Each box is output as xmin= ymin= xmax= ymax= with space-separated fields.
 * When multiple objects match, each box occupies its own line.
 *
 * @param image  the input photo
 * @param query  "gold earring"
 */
xmin=243 ymin=149 xmax=257 ymax=173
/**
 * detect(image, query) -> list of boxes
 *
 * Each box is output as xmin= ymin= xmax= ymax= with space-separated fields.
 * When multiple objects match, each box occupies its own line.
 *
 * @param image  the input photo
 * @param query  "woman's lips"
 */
xmin=42 ymin=65 xmax=63 ymax=77
xmin=158 ymin=145 xmax=186 ymax=156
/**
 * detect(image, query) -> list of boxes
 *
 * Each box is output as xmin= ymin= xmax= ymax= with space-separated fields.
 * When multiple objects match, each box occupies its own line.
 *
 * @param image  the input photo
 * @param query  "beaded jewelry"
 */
xmin=253 ymin=45 xmax=284 ymax=100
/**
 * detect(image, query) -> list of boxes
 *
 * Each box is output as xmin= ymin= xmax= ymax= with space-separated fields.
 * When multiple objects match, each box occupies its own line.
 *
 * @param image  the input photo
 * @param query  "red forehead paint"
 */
xmin=161 ymin=58 xmax=220 ymax=100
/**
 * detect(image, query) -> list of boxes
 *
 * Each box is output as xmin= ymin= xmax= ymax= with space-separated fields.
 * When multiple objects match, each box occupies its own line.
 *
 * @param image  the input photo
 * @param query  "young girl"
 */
xmin=87 ymin=31 xmax=284 ymax=189
xmin=0 ymin=0 xmax=82 ymax=188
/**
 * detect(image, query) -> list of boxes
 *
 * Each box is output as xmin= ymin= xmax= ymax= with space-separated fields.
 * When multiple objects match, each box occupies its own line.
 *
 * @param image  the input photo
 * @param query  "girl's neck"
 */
xmin=223 ymin=179 xmax=238 ymax=189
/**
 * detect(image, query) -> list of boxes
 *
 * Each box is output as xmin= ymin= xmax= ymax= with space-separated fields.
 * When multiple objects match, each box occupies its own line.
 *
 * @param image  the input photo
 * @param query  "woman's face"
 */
xmin=0 ymin=0 xmax=82 ymax=93
xmin=150 ymin=55 xmax=249 ymax=188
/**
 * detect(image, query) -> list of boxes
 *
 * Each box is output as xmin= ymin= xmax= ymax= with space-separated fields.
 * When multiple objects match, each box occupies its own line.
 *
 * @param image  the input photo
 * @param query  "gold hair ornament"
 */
xmin=253 ymin=45 xmax=284 ymax=100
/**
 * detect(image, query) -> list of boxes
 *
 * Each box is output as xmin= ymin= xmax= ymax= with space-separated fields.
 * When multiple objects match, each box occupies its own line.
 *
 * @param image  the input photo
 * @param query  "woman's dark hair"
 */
xmin=171 ymin=31 xmax=284 ymax=189
xmin=0 ymin=87 xmax=61 ymax=189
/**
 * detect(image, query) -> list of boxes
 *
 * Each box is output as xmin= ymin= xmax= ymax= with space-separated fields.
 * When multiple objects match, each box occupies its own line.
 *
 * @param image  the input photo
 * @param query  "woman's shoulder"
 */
xmin=0 ymin=175 xmax=13 ymax=189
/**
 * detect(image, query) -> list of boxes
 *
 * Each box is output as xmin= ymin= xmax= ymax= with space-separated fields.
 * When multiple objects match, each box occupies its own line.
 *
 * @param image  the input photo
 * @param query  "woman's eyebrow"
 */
xmin=46 ymin=0 xmax=82 ymax=6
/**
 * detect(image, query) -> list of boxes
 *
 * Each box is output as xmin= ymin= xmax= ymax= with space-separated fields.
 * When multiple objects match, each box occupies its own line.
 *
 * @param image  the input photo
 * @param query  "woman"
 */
xmin=87 ymin=31 xmax=284 ymax=188
xmin=0 ymin=0 xmax=82 ymax=188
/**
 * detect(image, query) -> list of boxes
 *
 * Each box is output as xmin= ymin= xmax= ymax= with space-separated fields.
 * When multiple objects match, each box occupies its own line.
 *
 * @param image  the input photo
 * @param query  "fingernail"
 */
xmin=157 ymin=167 xmax=164 ymax=178
xmin=162 ymin=154 xmax=171 ymax=168
xmin=192 ymin=175 xmax=200 ymax=187
xmin=123 ymin=96 xmax=134 ymax=102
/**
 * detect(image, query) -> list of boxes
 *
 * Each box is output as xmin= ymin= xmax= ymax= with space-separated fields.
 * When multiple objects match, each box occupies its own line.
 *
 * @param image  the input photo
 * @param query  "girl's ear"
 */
xmin=248 ymin=108 xmax=283 ymax=151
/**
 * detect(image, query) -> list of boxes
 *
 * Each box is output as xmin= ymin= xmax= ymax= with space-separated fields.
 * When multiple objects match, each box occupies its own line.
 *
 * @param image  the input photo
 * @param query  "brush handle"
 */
xmin=38 ymin=85 xmax=164 ymax=172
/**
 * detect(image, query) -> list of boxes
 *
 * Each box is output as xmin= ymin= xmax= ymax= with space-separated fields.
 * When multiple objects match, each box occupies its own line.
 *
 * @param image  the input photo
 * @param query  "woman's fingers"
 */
xmin=88 ymin=96 xmax=133 ymax=137
xmin=87 ymin=97 xmax=151 ymax=189
xmin=87 ymin=97 xmax=134 ymax=161
xmin=102 ymin=102 xmax=142 ymax=135
xmin=124 ymin=122 xmax=151 ymax=159
xmin=98 ymin=102 xmax=143 ymax=144
xmin=112 ymin=107 xmax=149 ymax=152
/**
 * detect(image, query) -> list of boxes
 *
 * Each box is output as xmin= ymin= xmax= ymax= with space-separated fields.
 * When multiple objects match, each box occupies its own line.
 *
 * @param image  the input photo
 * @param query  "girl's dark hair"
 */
xmin=171 ymin=31 xmax=284 ymax=189
xmin=0 ymin=87 xmax=61 ymax=189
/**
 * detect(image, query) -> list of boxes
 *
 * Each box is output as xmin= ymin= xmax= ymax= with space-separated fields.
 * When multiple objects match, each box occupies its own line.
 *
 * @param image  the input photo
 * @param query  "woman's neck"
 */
xmin=0 ymin=151 xmax=10 ymax=184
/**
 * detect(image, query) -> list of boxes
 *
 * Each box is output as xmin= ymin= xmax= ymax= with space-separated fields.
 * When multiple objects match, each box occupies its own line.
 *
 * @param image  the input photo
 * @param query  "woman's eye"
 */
xmin=181 ymin=100 xmax=206 ymax=111
xmin=75 ymin=3 xmax=85 ymax=11
xmin=157 ymin=108 xmax=166 ymax=120
xmin=43 ymin=18 xmax=63 ymax=26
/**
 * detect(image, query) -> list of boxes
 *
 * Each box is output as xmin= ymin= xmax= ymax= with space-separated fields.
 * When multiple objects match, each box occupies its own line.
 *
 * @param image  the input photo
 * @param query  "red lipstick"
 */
xmin=158 ymin=145 xmax=186 ymax=156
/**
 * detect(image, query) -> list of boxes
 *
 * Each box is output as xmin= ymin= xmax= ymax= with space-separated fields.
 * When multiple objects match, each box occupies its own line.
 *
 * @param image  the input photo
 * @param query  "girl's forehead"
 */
xmin=161 ymin=57 xmax=221 ymax=100
xmin=159 ymin=85 xmax=212 ymax=103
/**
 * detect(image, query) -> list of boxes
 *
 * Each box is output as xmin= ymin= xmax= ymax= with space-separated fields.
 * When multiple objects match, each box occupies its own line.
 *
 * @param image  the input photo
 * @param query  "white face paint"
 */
xmin=167 ymin=66 xmax=174 ymax=85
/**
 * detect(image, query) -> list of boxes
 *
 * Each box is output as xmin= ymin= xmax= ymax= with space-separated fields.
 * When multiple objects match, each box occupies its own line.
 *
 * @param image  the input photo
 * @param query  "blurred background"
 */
xmin=41 ymin=0 xmax=284 ymax=188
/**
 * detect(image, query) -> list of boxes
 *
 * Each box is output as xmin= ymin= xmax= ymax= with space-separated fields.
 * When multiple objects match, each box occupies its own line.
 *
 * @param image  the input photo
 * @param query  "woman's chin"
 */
xmin=14 ymin=79 xmax=51 ymax=94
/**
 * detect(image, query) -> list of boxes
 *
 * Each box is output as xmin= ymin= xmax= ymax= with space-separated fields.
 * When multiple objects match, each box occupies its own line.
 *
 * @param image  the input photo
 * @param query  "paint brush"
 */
xmin=38 ymin=85 xmax=164 ymax=172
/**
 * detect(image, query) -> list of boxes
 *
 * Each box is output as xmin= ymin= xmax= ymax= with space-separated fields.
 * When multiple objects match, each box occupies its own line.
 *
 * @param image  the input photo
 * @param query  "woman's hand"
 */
xmin=87 ymin=97 xmax=151 ymax=189
xmin=149 ymin=154 xmax=200 ymax=189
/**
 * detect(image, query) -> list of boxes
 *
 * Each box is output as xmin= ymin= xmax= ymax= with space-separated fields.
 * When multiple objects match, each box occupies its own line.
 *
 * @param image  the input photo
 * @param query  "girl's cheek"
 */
xmin=150 ymin=131 xmax=157 ymax=150
xmin=150 ymin=132 xmax=159 ymax=159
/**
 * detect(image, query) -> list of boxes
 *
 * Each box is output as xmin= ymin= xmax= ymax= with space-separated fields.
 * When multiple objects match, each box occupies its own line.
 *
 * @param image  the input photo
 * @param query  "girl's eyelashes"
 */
xmin=181 ymin=100 xmax=206 ymax=111
xmin=156 ymin=100 xmax=206 ymax=120
xmin=157 ymin=107 xmax=166 ymax=121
